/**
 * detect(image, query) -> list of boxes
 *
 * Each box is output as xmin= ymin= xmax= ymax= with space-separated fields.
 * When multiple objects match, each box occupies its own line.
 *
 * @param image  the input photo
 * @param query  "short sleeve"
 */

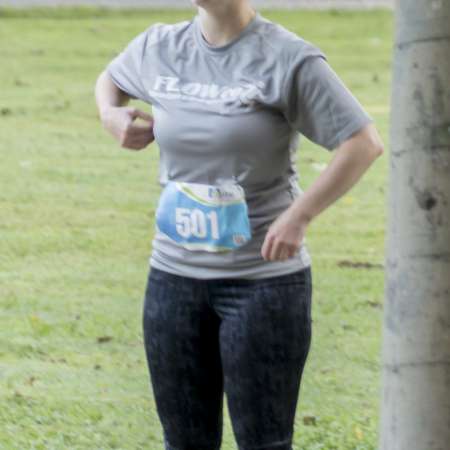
xmin=282 ymin=51 xmax=374 ymax=151
xmin=106 ymin=28 xmax=151 ymax=103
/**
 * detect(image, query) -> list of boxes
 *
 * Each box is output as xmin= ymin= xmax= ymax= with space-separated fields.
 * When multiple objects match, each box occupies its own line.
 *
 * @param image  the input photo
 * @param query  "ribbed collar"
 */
xmin=193 ymin=12 xmax=261 ymax=55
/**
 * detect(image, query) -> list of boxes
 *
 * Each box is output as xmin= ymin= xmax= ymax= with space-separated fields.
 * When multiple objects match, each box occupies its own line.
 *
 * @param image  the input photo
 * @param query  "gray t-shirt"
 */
xmin=106 ymin=11 xmax=373 ymax=279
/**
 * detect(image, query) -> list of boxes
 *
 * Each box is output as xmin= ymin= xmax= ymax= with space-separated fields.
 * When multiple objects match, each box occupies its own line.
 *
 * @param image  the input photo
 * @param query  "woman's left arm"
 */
xmin=291 ymin=121 xmax=384 ymax=223
xmin=262 ymin=47 xmax=385 ymax=262
xmin=261 ymin=122 xmax=384 ymax=261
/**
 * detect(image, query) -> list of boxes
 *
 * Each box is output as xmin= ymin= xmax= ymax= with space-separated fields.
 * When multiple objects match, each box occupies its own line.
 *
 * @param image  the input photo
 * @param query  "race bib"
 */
xmin=155 ymin=180 xmax=252 ymax=252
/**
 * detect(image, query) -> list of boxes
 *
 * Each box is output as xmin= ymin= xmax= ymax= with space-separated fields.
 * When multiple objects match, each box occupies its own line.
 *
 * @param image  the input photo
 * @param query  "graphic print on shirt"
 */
xmin=101 ymin=13 xmax=374 ymax=276
xmin=155 ymin=181 xmax=252 ymax=252
xmin=148 ymin=75 xmax=266 ymax=113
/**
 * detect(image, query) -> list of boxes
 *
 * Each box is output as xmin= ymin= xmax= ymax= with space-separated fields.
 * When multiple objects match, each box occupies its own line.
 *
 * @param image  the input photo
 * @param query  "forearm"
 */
xmin=94 ymin=70 xmax=131 ymax=119
xmin=291 ymin=127 xmax=384 ymax=224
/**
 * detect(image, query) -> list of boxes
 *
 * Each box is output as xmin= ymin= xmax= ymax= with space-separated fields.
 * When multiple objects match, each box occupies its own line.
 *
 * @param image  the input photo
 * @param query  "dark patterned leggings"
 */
xmin=142 ymin=265 xmax=313 ymax=450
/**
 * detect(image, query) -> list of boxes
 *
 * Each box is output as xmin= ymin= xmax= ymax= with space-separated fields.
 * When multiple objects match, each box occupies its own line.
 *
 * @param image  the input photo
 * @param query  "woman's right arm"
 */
xmin=94 ymin=70 xmax=155 ymax=151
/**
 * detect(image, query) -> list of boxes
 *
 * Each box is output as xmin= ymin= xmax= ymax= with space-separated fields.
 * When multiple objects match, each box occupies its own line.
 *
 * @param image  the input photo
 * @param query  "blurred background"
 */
xmin=0 ymin=1 xmax=391 ymax=449
xmin=1 ymin=0 xmax=393 ymax=8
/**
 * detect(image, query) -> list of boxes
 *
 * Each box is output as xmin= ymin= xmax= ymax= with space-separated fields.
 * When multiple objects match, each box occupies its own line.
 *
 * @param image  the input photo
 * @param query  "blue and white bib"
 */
xmin=155 ymin=181 xmax=252 ymax=252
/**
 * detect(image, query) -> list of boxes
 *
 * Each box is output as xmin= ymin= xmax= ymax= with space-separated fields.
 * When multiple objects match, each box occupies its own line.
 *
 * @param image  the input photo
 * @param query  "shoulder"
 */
xmin=141 ymin=19 xmax=193 ymax=47
xmin=253 ymin=15 xmax=327 ymax=65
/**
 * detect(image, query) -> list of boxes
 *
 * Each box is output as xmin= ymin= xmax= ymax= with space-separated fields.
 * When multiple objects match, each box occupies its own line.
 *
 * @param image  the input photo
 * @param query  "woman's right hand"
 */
xmin=100 ymin=105 xmax=155 ymax=151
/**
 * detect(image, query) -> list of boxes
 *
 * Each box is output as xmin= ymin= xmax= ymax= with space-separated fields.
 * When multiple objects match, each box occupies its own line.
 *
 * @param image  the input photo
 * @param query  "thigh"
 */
xmin=218 ymin=267 xmax=313 ymax=450
xmin=142 ymin=267 xmax=224 ymax=450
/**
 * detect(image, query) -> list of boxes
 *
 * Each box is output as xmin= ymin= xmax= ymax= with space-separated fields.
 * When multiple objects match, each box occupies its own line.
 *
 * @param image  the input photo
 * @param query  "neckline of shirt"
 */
xmin=193 ymin=12 xmax=262 ymax=55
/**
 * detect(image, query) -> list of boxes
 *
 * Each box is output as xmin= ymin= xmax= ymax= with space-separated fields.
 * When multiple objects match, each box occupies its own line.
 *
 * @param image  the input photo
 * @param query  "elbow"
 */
xmin=353 ymin=123 xmax=385 ymax=159
xmin=362 ymin=131 xmax=385 ymax=160
xmin=370 ymin=141 xmax=385 ymax=158
xmin=366 ymin=125 xmax=385 ymax=159
xmin=94 ymin=70 xmax=107 ymax=97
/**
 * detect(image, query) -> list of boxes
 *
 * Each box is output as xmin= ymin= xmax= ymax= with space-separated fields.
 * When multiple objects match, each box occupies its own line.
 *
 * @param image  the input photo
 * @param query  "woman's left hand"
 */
xmin=261 ymin=205 xmax=310 ymax=261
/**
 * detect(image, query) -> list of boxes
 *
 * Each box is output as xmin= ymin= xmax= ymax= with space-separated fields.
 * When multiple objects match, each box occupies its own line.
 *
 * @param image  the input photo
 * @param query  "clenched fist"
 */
xmin=101 ymin=106 xmax=155 ymax=151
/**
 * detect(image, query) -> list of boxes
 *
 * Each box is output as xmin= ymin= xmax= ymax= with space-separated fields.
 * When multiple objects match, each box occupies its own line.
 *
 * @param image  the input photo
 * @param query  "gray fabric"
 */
xmin=106 ymin=11 xmax=373 ymax=279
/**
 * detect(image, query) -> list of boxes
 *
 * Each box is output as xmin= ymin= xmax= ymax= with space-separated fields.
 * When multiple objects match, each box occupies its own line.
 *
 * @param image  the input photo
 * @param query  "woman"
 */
xmin=95 ymin=1 xmax=384 ymax=449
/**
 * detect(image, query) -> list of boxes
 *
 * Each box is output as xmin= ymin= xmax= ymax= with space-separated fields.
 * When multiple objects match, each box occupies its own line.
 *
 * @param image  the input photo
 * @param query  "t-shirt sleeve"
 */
xmin=105 ymin=28 xmax=151 ymax=103
xmin=282 ymin=48 xmax=374 ymax=151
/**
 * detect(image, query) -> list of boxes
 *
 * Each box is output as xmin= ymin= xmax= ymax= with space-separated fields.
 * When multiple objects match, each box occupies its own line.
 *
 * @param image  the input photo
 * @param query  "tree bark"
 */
xmin=379 ymin=1 xmax=450 ymax=449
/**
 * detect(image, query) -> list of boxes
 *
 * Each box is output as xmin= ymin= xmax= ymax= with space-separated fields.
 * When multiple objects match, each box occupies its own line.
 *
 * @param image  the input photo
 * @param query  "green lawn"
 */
xmin=0 ymin=6 xmax=392 ymax=450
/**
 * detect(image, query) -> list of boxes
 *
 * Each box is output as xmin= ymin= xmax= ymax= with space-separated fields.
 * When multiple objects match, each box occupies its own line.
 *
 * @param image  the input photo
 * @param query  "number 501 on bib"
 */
xmin=155 ymin=181 xmax=252 ymax=252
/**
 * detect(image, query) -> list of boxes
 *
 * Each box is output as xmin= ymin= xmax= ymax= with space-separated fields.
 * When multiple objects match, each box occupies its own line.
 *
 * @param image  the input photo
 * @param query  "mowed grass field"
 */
xmin=0 ymin=6 xmax=392 ymax=450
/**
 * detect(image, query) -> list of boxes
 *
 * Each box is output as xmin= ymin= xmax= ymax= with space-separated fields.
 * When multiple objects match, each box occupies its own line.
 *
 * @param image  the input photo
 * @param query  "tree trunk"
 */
xmin=379 ymin=1 xmax=450 ymax=449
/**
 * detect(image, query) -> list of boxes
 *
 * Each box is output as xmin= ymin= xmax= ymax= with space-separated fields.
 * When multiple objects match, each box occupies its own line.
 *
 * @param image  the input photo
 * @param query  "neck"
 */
xmin=197 ymin=3 xmax=256 ymax=47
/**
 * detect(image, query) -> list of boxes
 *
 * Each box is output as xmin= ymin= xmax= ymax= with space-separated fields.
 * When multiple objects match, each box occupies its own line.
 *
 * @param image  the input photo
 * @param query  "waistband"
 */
xmin=148 ymin=264 xmax=311 ymax=287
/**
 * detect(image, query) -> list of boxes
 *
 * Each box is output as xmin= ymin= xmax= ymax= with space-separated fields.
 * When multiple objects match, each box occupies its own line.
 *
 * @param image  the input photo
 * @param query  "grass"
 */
xmin=0 ymin=6 xmax=393 ymax=450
